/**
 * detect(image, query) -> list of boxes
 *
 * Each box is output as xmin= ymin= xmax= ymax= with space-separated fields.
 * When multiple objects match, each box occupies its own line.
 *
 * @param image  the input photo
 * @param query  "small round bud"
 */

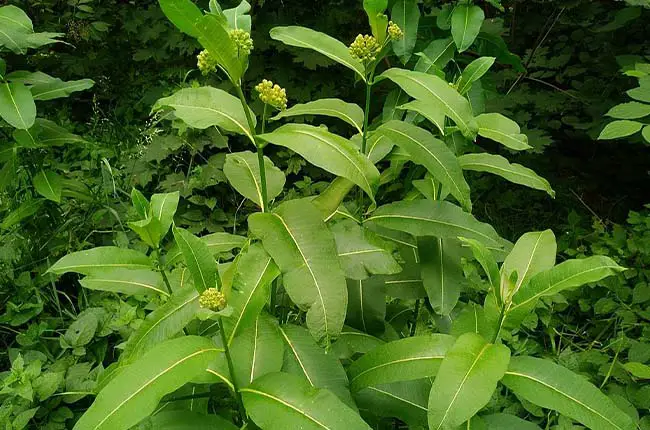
xmin=388 ymin=21 xmax=404 ymax=40
xmin=197 ymin=50 xmax=219 ymax=75
xmin=255 ymin=79 xmax=288 ymax=110
xmin=229 ymin=29 xmax=254 ymax=56
xmin=349 ymin=34 xmax=381 ymax=63
xmin=199 ymin=288 xmax=227 ymax=312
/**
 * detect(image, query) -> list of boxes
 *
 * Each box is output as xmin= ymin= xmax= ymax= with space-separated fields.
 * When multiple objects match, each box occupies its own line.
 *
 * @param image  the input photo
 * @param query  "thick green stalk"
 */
xmin=219 ymin=317 xmax=246 ymax=423
xmin=235 ymin=85 xmax=268 ymax=212
xmin=360 ymin=77 xmax=373 ymax=155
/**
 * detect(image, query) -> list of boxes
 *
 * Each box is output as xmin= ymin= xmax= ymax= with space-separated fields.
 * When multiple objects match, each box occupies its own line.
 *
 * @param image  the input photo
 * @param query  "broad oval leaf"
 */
xmin=391 ymin=0 xmax=420 ymax=64
xmin=153 ymin=87 xmax=255 ymax=143
xmin=194 ymin=14 xmax=242 ymax=82
xmin=49 ymin=247 xmax=152 ymax=276
xmin=270 ymin=26 xmax=365 ymax=81
xmin=166 ymin=232 xmax=247 ymax=266
xmin=345 ymin=277 xmax=387 ymax=335
xmin=259 ymin=124 xmax=380 ymax=203
xmin=457 ymin=57 xmax=495 ymax=95
xmin=418 ymin=237 xmax=465 ymax=316
xmin=376 ymin=120 xmax=471 ymax=211
xmin=73 ymin=336 xmax=220 ymax=430
xmin=355 ymin=379 xmax=430 ymax=427
xmin=366 ymin=200 xmax=509 ymax=253
xmin=150 ymin=191 xmax=180 ymax=241
xmin=331 ymin=327 xmax=385 ymax=360
xmin=223 ymin=1 xmax=252 ymax=32
xmin=249 ymin=199 xmax=347 ymax=343
xmin=451 ymin=4 xmax=485 ymax=52
xmin=30 ymin=78 xmax=94 ymax=101
xmin=459 ymin=153 xmax=555 ymax=197
xmin=428 ymin=333 xmax=510 ymax=430
xmin=606 ymin=101 xmax=650 ymax=120
xmin=380 ymin=68 xmax=478 ymax=139
xmin=272 ymin=98 xmax=364 ymax=134
xmin=173 ymin=227 xmax=218 ymax=293
xmin=398 ymin=99 xmax=446 ymax=134
xmin=33 ymin=169 xmax=62 ymax=203
xmin=347 ymin=334 xmax=455 ymax=391
xmin=241 ymin=372 xmax=372 ymax=430
xmin=598 ymin=120 xmax=644 ymax=140
xmin=224 ymin=151 xmax=285 ymax=212
xmin=158 ymin=0 xmax=203 ymax=37
xmin=501 ymin=356 xmax=636 ymax=430
xmin=417 ymin=38 xmax=455 ymax=71
xmin=476 ymin=113 xmax=531 ymax=151
xmin=0 ymin=82 xmax=36 ymax=129
xmin=79 ymin=269 xmax=168 ymax=297
xmin=279 ymin=324 xmax=355 ymax=407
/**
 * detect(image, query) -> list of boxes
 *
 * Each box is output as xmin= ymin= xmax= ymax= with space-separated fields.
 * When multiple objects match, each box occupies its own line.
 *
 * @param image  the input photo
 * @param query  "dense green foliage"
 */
xmin=1 ymin=0 xmax=650 ymax=429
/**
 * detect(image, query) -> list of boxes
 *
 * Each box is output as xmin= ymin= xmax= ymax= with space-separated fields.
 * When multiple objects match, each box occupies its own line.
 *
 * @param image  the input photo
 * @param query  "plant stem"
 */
xmin=235 ymin=84 xmax=268 ymax=212
xmin=154 ymin=249 xmax=174 ymax=295
xmin=360 ymin=75 xmax=374 ymax=155
xmin=219 ymin=317 xmax=246 ymax=423
xmin=492 ymin=304 xmax=507 ymax=343
xmin=410 ymin=299 xmax=421 ymax=337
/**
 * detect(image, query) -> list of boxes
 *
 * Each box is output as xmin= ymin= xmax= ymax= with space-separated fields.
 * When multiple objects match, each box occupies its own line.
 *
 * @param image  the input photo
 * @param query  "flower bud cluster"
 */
xmin=199 ymin=288 xmax=227 ymax=312
xmin=388 ymin=21 xmax=404 ymax=40
xmin=229 ymin=29 xmax=254 ymax=55
xmin=197 ymin=49 xmax=219 ymax=75
xmin=349 ymin=34 xmax=381 ymax=63
xmin=255 ymin=79 xmax=288 ymax=110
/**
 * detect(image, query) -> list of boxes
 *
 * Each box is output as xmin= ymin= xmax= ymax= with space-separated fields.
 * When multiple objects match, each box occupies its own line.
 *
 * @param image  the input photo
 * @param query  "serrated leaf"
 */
xmin=173 ymin=227 xmax=218 ymax=293
xmin=224 ymin=151 xmax=285 ymax=212
xmin=476 ymin=113 xmax=531 ymax=151
xmin=348 ymin=334 xmax=455 ymax=391
xmin=451 ymin=4 xmax=485 ymax=52
xmin=0 ymin=82 xmax=36 ymax=129
xmin=598 ymin=120 xmax=644 ymax=140
xmin=270 ymin=26 xmax=365 ymax=81
xmin=49 ymin=247 xmax=152 ymax=275
xmin=501 ymin=356 xmax=636 ymax=430
xmin=79 ymin=269 xmax=168 ymax=297
xmin=32 ymin=169 xmax=62 ymax=202
xmin=73 ymin=336 xmax=220 ymax=430
xmin=457 ymin=57 xmax=495 ymax=95
xmin=249 ymin=199 xmax=347 ymax=343
xmin=459 ymin=153 xmax=554 ymax=197
xmin=391 ymin=0 xmax=420 ymax=63
xmin=272 ymin=98 xmax=364 ymax=134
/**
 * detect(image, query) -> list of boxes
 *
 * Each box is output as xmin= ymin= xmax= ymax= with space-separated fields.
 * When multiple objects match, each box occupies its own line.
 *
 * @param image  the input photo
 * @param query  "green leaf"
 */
xmin=150 ymin=192 xmax=179 ymax=240
xmin=0 ymin=82 xmax=36 ymax=129
xmin=501 ymin=356 xmax=636 ymax=430
xmin=143 ymin=410 xmax=237 ymax=429
xmin=270 ymin=26 xmax=365 ymax=81
xmin=418 ymin=237 xmax=464 ymax=316
xmin=121 ymin=287 xmax=200 ymax=363
xmin=30 ymin=78 xmax=94 ymax=101
xmin=15 ymin=118 xmax=86 ymax=147
xmin=474 ymin=32 xmax=524 ymax=72
xmin=32 ymin=169 xmax=62 ymax=203
xmin=623 ymin=362 xmax=650 ymax=379
xmin=153 ymin=87 xmax=255 ymax=143
xmin=476 ymin=113 xmax=531 ymax=151
xmin=279 ymin=324 xmax=355 ymax=407
xmin=643 ymin=125 xmax=650 ymax=143
xmin=416 ymin=38 xmax=455 ymax=71
xmin=249 ymin=199 xmax=347 ymax=343
xmin=376 ymin=120 xmax=471 ymax=211
xmin=451 ymin=4 xmax=485 ymax=52
xmin=259 ymin=124 xmax=380 ymax=203
xmin=49 ymin=247 xmax=152 ymax=275
xmin=356 ymin=381 xmax=430 ymax=428
xmin=224 ymin=151 xmax=285 ymax=212
xmin=0 ymin=5 xmax=63 ymax=53
xmin=366 ymin=200 xmax=509 ymax=253
xmin=606 ymin=101 xmax=650 ymax=119
xmin=173 ymin=227 xmax=218 ymax=293
xmin=482 ymin=413 xmax=541 ymax=429
xmin=380 ymin=68 xmax=478 ymax=139
xmin=272 ymin=98 xmax=364 ymax=134
xmin=166 ymin=232 xmax=247 ymax=266
xmin=457 ymin=57 xmax=495 ymax=95
xmin=598 ymin=120 xmax=644 ymax=140
xmin=391 ymin=0 xmax=420 ymax=63
xmin=131 ymin=189 xmax=149 ymax=218
xmin=73 ymin=336 xmax=220 ymax=430
xmin=312 ymin=177 xmax=356 ymax=220
xmin=331 ymin=327 xmax=385 ymax=360
xmin=223 ymin=0 xmax=251 ymax=32
xmin=158 ymin=0 xmax=203 ymax=37
xmin=459 ymin=153 xmax=554 ymax=197
xmin=627 ymin=86 xmax=650 ymax=103
xmin=345 ymin=277 xmax=387 ymax=335
xmin=224 ymin=244 xmax=280 ymax=345
xmin=1 ymin=199 xmax=42 ymax=230
xmin=79 ymin=269 xmax=168 ymax=297
xmin=332 ymin=219 xmax=401 ymax=280
xmin=194 ymin=14 xmax=242 ymax=82
xmin=348 ymin=334 xmax=455 ymax=391
xmin=450 ymin=302 xmax=490 ymax=339
xmin=428 ymin=333 xmax=510 ymax=429
xmin=229 ymin=313 xmax=284 ymax=387
xmin=398 ymin=99 xmax=446 ymax=134
xmin=241 ymin=372 xmax=372 ymax=430
xmin=459 ymin=238 xmax=499 ymax=291
xmin=364 ymin=0 xmax=388 ymax=44
xmin=366 ymin=131 xmax=396 ymax=163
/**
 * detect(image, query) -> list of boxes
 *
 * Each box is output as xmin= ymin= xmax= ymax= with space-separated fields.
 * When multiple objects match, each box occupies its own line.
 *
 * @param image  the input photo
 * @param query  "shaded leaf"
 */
xmin=33 ymin=169 xmax=62 ymax=203
xmin=224 ymin=151 xmax=285 ymax=212
xmin=173 ymin=227 xmax=218 ymax=293
xmin=476 ymin=113 xmax=530 ymax=151
xmin=0 ymin=82 xmax=36 ymax=129
xmin=272 ymin=98 xmax=364 ymax=134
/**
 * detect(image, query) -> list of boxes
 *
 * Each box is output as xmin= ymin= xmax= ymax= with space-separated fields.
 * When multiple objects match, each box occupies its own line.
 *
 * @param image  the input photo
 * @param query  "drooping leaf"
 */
xmin=259 ymin=124 xmax=380 ymax=202
xmin=270 ymin=26 xmax=366 ymax=81
xmin=0 ymin=82 xmax=36 ymax=129
xmin=428 ymin=333 xmax=510 ymax=429
xmin=30 ymin=78 xmax=94 ymax=101
xmin=49 ymin=247 xmax=152 ymax=276
xmin=158 ymin=0 xmax=203 ymax=37
xmin=598 ymin=120 xmax=644 ymax=140
xmin=418 ymin=237 xmax=465 ymax=316
xmin=194 ymin=14 xmax=242 ymax=82
xmin=79 ymin=269 xmax=168 ymax=297
xmin=14 ymin=118 xmax=86 ymax=147
xmin=279 ymin=324 xmax=355 ymax=407
xmin=224 ymin=151 xmax=285 ymax=212
xmin=32 ymin=169 xmax=62 ymax=203
xmin=153 ymin=87 xmax=255 ymax=143
xmin=501 ymin=356 xmax=636 ymax=430
xmin=391 ymin=0 xmax=420 ymax=63
xmin=366 ymin=131 xmax=396 ymax=164
xmin=366 ymin=200 xmax=509 ymax=253
xmin=223 ymin=244 xmax=280 ymax=345
xmin=345 ymin=277 xmax=387 ymax=335
xmin=249 ymin=199 xmax=347 ymax=343
xmin=166 ymin=232 xmax=247 ymax=266
xmin=380 ymin=68 xmax=478 ymax=139
xmin=331 ymin=327 xmax=385 ymax=360
xmin=73 ymin=336 xmax=220 ymax=430
xmin=476 ymin=113 xmax=531 ymax=151
xmin=347 ymin=334 xmax=455 ymax=391
xmin=272 ymin=98 xmax=364 ymax=134
xmin=355 ymin=379 xmax=430 ymax=427
xmin=241 ymin=372 xmax=372 ymax=430
xmin=456 ymin=57 xmax=495 ymax=95
xmin=376 ymin=120 xmax=471 ymax=211
xmin=459 ymin=153 xmax=554 ymax=197
xmin=397 ymin=99 xmax=446 ymax=134
xmin=173 ymin=227 xmax=218 ymax=293
xmin=451 ymin=4 xmax=485 ymax=52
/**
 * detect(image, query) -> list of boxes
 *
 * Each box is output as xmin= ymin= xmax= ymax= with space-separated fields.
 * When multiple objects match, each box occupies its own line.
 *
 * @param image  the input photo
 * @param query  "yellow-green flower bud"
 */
xmin=388 ymin=21 xmax=404 ymax=40
xmin=349 ymin=34 xmax=381 ymax=63
xmin=199 ymin=288 xmax=227 ymax=312
xmin=229 ymin=29 xmax=254 ymax=56
xmin=197 ymin=49 xmax=219 ymax=75
xmin=255 ymin=79 xmax=288 ymax=110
